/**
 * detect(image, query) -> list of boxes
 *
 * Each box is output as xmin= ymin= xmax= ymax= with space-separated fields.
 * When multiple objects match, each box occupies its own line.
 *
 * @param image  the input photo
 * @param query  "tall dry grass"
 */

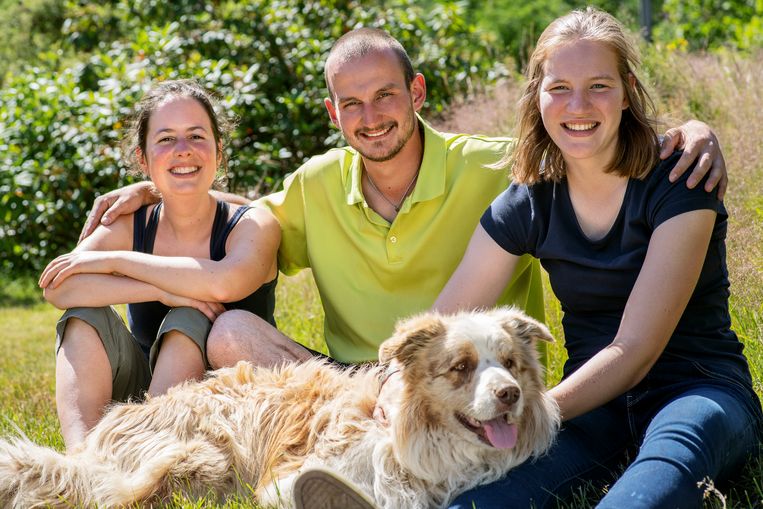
xmin=644 ymin=49 xmax=763 ymax=308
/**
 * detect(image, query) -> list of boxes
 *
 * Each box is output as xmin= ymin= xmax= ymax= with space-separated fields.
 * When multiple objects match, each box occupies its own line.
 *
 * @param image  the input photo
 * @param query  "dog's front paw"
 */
xmin=258 ymin=473 xmax=297 ymax=509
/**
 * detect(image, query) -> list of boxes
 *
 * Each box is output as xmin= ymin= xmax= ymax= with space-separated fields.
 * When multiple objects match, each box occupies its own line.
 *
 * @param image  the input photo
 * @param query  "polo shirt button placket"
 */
xmin=387 ymin=233 xmax=402 ymax=263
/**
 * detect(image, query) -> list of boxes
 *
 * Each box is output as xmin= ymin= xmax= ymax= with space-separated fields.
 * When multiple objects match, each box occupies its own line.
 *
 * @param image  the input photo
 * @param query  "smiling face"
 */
xmin=138 ymin=96 xmax=220 ymax=196
xmin=324 ymin=48 xmax=425 ymax=164
xmin=539 ymin=39 xmax=630 ymax=172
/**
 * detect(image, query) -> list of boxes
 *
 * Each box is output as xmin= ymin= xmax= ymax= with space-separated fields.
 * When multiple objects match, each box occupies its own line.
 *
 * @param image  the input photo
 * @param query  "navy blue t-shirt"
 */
xmin=481 ymin=152 xmax=750 ymax=385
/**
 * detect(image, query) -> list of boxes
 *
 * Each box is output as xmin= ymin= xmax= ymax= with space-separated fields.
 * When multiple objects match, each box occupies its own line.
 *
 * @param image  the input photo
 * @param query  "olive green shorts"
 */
xmin=55 ymin=306 xmax=212 ymax=402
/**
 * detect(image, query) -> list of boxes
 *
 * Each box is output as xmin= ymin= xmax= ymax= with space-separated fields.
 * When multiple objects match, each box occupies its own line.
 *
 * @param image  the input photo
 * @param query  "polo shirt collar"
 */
xmin=345 ymin=114 xmax=447 ymax=207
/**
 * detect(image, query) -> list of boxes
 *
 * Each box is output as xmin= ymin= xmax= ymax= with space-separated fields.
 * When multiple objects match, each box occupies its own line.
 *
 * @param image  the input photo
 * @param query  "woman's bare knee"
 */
xmin=149 ymin=331 xmax=205 ymax=396
xmin=62 ymin=317 xmax=98 ymax=339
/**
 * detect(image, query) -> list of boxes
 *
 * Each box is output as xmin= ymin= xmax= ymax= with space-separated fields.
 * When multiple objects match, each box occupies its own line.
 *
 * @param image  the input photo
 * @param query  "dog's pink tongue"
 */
xmin=483 ymin=419 xmax=517 ymax=449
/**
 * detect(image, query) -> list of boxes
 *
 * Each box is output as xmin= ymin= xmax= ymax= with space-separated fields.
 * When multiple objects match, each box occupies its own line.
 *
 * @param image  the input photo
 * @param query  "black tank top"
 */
xmin=126 ymin=201 xmax=277 ymax=358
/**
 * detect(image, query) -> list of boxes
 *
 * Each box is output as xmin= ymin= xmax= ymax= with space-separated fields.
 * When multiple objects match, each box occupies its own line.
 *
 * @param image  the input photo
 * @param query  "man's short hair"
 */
xmin=324 ymin=27 xmax=415 ymax=100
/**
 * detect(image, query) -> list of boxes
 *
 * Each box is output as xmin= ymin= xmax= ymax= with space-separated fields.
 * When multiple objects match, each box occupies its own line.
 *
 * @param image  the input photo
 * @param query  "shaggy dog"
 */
xmin=0 ymin=307 xmax=559 ymax=508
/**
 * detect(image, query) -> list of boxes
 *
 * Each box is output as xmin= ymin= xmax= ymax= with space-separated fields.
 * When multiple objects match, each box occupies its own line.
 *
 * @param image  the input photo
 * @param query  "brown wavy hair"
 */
xmin=500 ymin=7 xmax=659 ymax=184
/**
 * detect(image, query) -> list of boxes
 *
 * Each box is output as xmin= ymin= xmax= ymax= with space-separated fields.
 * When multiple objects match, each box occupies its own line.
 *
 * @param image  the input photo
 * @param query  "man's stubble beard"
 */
xmin=348 ymin=109 xmax=417 ymax=164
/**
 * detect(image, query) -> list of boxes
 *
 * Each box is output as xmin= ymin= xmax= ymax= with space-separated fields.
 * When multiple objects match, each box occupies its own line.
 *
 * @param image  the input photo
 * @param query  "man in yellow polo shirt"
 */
xmin=256 ymin=117 xmax=543 ymax=363
xmin=82 ymin=28 xmax=725 ymax=369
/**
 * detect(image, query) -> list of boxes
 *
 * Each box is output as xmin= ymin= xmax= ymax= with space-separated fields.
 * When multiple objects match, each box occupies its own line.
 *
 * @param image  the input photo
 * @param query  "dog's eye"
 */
xmin=503 ymin=359 xmax=514 ymax=370
xmin=451 ymin=362 xmax=467 ymax=372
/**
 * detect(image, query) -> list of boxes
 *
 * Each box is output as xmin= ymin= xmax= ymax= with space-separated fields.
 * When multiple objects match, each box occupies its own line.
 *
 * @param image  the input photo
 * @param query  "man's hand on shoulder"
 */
xmin=79 ymin=181 xmax=160 ymax=243
xmin=660 ymin=120 xmax=727 ymax=199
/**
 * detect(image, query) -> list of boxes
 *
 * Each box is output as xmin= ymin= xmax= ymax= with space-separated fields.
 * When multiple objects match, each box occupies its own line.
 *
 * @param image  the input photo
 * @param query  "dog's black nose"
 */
xmin=494 ymin=386 xmax=520 ymax=406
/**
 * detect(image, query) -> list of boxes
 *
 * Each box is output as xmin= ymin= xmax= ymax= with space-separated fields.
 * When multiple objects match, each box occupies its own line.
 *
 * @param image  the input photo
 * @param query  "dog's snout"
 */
xmin=494 ymin=386 xmax=520 ymax=406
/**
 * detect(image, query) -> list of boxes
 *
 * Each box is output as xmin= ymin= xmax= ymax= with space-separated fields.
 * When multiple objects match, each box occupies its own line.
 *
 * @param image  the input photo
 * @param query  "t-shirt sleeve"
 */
xmin=479 ymin=182 xmax=536 ymax=256
xmin=648 ymin=152 xmax=726 ymax=229
xmin=254 ymin=170 xmax=309 ymax=275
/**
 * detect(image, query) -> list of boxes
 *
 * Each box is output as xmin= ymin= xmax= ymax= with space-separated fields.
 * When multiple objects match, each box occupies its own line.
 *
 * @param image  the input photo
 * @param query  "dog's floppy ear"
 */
xmin=379 ymin=313 xmax=446 ymax=366
xmin=493 ymin=306 xmax=554 ymax=344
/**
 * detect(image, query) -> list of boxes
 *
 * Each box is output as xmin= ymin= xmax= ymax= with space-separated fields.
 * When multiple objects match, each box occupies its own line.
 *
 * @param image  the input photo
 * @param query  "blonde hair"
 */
xmin=504 ymin=7 xmax=659 ymax=184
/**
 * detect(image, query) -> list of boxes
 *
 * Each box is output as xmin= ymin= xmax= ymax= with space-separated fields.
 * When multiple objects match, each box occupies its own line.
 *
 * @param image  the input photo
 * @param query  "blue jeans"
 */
xmin=450 ymin=375 xmax=762 ymax=509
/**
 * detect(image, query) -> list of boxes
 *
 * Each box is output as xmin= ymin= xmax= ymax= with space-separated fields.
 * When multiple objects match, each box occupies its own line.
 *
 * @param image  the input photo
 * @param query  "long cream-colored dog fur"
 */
xmin=0 ymin=307 xmax=559 ymax=508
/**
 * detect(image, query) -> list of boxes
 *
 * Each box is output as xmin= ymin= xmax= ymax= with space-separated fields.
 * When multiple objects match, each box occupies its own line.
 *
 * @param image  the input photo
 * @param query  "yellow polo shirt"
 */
xmin=258 ymin=119 xmax=544 ymax=363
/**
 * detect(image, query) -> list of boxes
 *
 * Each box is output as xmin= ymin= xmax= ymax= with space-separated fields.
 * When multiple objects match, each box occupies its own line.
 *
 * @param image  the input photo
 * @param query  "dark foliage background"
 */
xmin=1 ymin=0 xmax=760 ymax=273
xmin=0 ymin=0 xmax=502 ymax=273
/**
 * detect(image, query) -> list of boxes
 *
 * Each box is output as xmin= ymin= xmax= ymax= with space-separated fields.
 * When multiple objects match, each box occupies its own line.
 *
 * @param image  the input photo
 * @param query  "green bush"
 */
xmin=0 ymin=0 xmax=66 ymax=84
xmin=465 ymin=0 xmax=642 ymax=71
xmin=654 ymin=0 xmax=763 ymax=51
xmin=0 ymin=0 xmax=502 ymax=274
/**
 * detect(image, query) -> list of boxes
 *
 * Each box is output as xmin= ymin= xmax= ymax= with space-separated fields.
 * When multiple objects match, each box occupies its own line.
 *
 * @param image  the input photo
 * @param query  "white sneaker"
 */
xmin=292 ymin=468 xmax=378 ymax=509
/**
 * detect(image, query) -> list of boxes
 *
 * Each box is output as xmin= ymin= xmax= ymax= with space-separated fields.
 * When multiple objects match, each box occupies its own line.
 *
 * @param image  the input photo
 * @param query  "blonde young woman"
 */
xmin=39 ymin=80 xmax=280 ymax=450
xmin=436 ymin=8 xmax=762 ymax=509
